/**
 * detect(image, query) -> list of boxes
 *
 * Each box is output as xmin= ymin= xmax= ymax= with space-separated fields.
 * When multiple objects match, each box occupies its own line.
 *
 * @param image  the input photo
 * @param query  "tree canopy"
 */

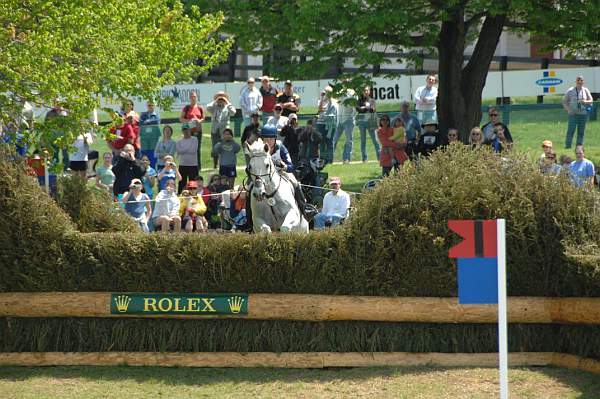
xmin=0 ymin=0 xmax=231 ymax=148
xmin=195 ymin=0 xmax=599 ymax=136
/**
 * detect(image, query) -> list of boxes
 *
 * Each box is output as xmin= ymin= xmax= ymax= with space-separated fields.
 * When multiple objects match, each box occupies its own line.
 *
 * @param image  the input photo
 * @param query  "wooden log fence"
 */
xmin=1 ymin=293 xmax=600 ymax=324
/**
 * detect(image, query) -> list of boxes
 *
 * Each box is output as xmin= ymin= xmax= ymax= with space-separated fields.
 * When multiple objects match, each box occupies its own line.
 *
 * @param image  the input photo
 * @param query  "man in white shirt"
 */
xmin=240 ymin=77 xmax=263 ymax=127
xmin=414 ymin=74 xmax=438 ymax=124
xmin=314 ymin=177 xmax=351 ymax=229
xmin=333 ymin=89 xmax=357 ymax=164
xmin=562 ymin=75 xmax=593 ymax=148
xmin=265 ymin=103 xmax=289 ymax=136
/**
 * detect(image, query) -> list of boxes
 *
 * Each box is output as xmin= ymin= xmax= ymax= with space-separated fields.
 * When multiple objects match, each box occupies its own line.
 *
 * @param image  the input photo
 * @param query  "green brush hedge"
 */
xmin=1 ymin=318 xmax=599 ymax=361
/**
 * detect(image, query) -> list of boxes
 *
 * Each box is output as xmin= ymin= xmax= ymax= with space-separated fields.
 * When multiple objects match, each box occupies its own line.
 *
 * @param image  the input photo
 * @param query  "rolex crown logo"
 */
xmin=228 ymin=296 xmax=244 ymax=314
xmin=114 ymin=295 xmax=132 ymax=313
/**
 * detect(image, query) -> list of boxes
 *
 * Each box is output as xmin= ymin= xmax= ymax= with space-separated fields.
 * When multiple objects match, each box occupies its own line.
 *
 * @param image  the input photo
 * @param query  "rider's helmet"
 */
xmin=260 ymin=125 xmax=277 ymax=138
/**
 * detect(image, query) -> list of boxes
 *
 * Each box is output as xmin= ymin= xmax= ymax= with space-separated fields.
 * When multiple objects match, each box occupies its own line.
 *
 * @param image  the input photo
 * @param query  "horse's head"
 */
xmin=245 ymin=138 xmax=272 ymax=202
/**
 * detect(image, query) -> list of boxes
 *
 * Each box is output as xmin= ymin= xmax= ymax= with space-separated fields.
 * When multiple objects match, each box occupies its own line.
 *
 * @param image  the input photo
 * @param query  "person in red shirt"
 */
xmin=378 ymin=115 xmax=408 ymax=176
xmin=179 ymin=91 xmax=205 ymax=168
xmin=259 ymin=76 xmax=279 ymax=124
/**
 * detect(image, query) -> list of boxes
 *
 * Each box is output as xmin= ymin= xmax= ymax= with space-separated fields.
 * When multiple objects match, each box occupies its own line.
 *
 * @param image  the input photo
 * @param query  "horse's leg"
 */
xmin=251 ymin=199 xmax=273 ymax=234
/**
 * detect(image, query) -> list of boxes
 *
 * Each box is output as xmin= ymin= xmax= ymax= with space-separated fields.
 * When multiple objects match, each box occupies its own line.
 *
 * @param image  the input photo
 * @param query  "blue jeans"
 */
xmin=565 ymin=113 xmax=588 ymax=148
xmin=417 ymin=110 xmax=437 ymax=124
xmin=317 ymin=123 xmax=335 ymax=165
xmin=314 ymin=213 xmax=344 ymax=229
xmin=261 ymin=112 xmax=273 ymax=125
xmin=357 ymin=120 xmax=380 ymax=161
xmin=334 ymin=119 xmax=354 ymax=162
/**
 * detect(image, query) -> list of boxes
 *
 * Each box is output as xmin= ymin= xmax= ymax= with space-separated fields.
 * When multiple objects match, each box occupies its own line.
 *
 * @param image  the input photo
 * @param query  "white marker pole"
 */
xmin=497 ymin=219 xmax=508 ymax=399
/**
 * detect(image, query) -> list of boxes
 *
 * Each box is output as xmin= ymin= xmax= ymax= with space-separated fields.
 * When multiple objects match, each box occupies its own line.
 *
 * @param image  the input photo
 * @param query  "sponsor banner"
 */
xmin=110 ymin=293 xmax=248 ymax=316
xmin=501 ymin=68 xmax=598 ymax=97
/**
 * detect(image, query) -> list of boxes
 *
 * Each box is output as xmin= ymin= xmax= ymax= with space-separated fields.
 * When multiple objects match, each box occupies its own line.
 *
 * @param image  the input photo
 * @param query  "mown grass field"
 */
xmin=1 ymin=366 xmax=599 ymax=399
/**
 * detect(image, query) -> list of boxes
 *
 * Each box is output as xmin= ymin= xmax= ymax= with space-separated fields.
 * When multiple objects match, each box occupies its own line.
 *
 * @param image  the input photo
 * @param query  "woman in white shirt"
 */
xmin=69 ymin=131 xmax=94 ymax=179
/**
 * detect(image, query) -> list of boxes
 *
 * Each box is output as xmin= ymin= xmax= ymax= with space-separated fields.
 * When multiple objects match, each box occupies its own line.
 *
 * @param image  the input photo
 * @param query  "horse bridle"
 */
xmin=247 ymin=153 xmax=281 ymax=200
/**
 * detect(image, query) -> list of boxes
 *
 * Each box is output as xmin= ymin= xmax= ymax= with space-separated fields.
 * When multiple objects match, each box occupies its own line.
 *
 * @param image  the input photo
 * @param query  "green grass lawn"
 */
xmin=1 ymin=366 xmax=599 ymax=398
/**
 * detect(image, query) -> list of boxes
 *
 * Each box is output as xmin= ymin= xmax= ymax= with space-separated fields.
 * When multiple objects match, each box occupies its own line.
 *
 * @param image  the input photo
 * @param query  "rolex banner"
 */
xmin=111 ymin=293 xmax=248 ymax=316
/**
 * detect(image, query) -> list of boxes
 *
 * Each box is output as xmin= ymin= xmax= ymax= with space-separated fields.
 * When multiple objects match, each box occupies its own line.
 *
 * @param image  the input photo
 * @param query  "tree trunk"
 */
xmin=437 ymin=12 xmax=507 ymax=141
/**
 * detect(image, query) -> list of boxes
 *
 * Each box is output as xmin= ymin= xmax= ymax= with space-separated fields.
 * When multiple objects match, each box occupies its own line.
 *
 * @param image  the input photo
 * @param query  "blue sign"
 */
xmin=535 ymin=78 xmax=563 ymax=87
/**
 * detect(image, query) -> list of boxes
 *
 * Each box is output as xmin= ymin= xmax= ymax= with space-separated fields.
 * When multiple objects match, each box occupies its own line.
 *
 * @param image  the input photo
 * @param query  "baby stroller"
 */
xmin=295 ymin=158 xmax=327 ymax=208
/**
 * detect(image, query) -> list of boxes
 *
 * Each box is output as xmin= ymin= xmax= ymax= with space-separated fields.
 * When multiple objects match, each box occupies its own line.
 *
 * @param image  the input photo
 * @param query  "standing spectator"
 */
xmin=241 ymin=112 xmax=261 ymax=145
xmin=563 ymin=76 xmax=593 ymax=148
xmin=152 ymin=179 xmax=181 ymax=232
xmin=176 ymin=124 xmax=199 ymax=193
xmin=418 ymin=121 xmax=445 ymax=157
xmin=122 ymin=178 xmax=152 ymax=233
xmin=207 ymin=91 xmax=236 ymax=170
xmin=69 ymin=130 xmax=94 ymax=179
xmin=212 ymin=128 xmax=241 ymax=189
xmin=139 ymin=101 xmax=161 ymax=125
xmin=179 ymin=91 xmax=205 ymax=167
xmin=266 ymin=104 xmax=289 ymax=134
xmin=259 ymin=76 xmax=278 ymax=124
xmin=280 ymin=113 xmax=300 ymax=164
xmin=141 ymin=155 xmax=157 ymax=198
xmin=469 ymin=127 xmax=484 ymax=149
xmin=540 ymin=152 xmax=561 ymax=175
xmin=95 ymin=152 xmax=115 ymax=192
xmin=490 ymin=123 xmax=512 ymax=153
xmin=154 ymin=125 xmax=176 ymax=171
xmin=446 ymin=128 xmax=459 ymax=144
xmin=356 ymin=87 xmax=380 ymax=162
xmin=240 ymin=77 xmax=262 ymax=127
xmin=333 ymin=88 xmax=357 ymax=164
xmin=414 ymin=74 xmax=438 ymax=123
xmin=122 ymin=99 xmax=140 ymax=124
xmin=113 ymin=144 xmax=146 ymax=196
xmin=378 ymin=115 xmax=407 ymax=176
xmin=276 ymin=80 xmax=300 ymax=117
xmin=539 ymin=140 xmax=554 ymax=168
xmin=481 ymin=107 xmax=513 ymax=144
xmin=316 ymin=86 xmax=338 ymax=165
xmin=569 ymin=145 xmax=595 ymax=189
xmin=393 ymin=101 xmax=421 ymax=160
xmin=45 ymin=103 xmax=69 ymax=171
xmin=314 ymin=177 xmax=350 ymax=230
xmin=157 ymin=155 xmax=182 ymax=191
xmin=297 ymin=119 xmax=322 ymax=161
xmin=108 ymin=114 xmax=137 ymax=158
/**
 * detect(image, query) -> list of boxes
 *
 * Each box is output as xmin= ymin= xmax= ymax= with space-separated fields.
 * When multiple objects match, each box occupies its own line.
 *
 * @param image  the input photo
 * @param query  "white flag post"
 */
xmin=497 ymin=219 xmax=508 ymax=399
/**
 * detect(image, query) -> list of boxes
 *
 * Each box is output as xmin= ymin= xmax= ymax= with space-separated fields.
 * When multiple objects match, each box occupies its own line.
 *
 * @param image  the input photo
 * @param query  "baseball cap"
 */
xmin=284 ymin=80 xmax=292 ymax=86
xmin=289 ymin=113 xmax=298 ymax=120
xmin=274 ymin=104 xmax=283 ymax=110
xmin=129 ymin=178 xmax=142 ymax=187
xmin=182 ymin=123 xmax=190 ymax=130
xmin=542 ymin=140 xmax=553 ymax=148
xmin=187 ymin=180 xmax=198 ymax=189
xmin=329 ymin=177 xmax=341 ymax=185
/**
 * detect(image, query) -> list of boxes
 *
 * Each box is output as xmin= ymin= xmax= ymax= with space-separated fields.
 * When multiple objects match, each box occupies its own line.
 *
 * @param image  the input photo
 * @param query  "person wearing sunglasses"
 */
xmin=540 ymin=151 xmax=560 ymax=175
xmin=469 ymin=127 xmax=484 ymax=149
xmin=481 ymin=107 xmax=513 ymax=144
xmin=446 ymin=128 xmax=459 ymax=144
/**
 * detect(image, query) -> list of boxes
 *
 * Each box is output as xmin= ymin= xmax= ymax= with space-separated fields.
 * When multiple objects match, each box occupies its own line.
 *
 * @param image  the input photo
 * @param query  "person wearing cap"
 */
xmin=259 ymin=125 xmax=316 ymax=221
xmin=279 ymin=113 xmax=301 ymax=164
xmin=356 ymin=86 xmax=380 ymax=162
xmin=139 ymin=101 xmax=161 ymax=126
xmin=212 ymin=128 xmax=241 ymax=189
xmin=539 ymin=140 xmax=554 ymax=168
xmin=316 ymin=86 xmax=338 ymax=165
xmin=563 ymin=76 xmax=593 ymax=148
xmin=414 ymin=74 xmax=438 ymax=124
xmin=176 ymin=123 xmax=199 ymax=193
xmin=152 ymin=178 xmax=181 ymax=232
xmin=122 ymin=178 xmax=152 ymax=233
xmin=207 ymin=91 xmax=236 ymax=169
xmin=417 ymin=120 xmax=445 ymax=157
xmin=481 ymin=107 xmax=513 ymax=144
xmin=276 ymin=80 xmax=300 ymax=117
xmin=265 ymin=103 xmax=289 ymax=134
xmin=240 ymin=77 xmax=263 ymax=127
xmin=314 ymin=177 xmax=351 ymax=230
xmin=259 ymin=76 xmax=279 ymax=124
xmin=333 ymin=87 xmax=357 ymax=164
xmin=180 ymin=181 xmax=208 ymax=233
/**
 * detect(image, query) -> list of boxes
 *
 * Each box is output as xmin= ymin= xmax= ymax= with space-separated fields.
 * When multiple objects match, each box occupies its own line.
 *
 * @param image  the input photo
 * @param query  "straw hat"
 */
xmin=213 ymin=91 xmax=230 ymax=101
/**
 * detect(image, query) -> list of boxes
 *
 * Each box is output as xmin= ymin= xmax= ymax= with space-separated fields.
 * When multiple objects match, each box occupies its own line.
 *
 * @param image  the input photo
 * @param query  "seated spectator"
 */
xmin=418 ymin=121 xmax=445 ymax=157
xmin=205 ymin=174 xmax=231 ymax=229
xmin=95 ymin=152 xmax=115 ymax=192
xmin=195 ymin=175 xmax=211 ymax=205
xmin=157 ymin=155 xmax=182 ymax=192
xmin=212 ymin=128 xmax=241 ymax=189
xmin=540 ymin=151 xmax=561 ymax=175
xmin=314 ymin=177 xmax=351 ymax=230
xmin=141 ymin=155 xmax=157 ymax=198
xmin=180 ymin=187 xmax=208 ymax=233
xmin=446 ymin=128 xmax=459 ymax=144
xmin=569 ymin=145 xmax=595 ymax=189
xmin=481 ymin=107 xmax=513 ymax=143
xmin=469 ymin=127 xmax=484 ymax=149
xmin=154 ymin=125 xmax=176 ymax=170
xmin=139 ymin=101 xmax=161 ymax=125
xmin=152 ymin=178 xmax=181 ymax=232
xmin=122 ymin=178 xmax=152 ymax=233
xmin=490 ymin=123 xmax=512 ymax=153
xmin=539 ymin=140 xmax=553 ymax=168
xmin=112 ymin=144 xmax=146 ymax=196
xmin=220 ymin=186 xmax=247 ymax=229
xmin=378 ymin=115 xmax=407 ymax=176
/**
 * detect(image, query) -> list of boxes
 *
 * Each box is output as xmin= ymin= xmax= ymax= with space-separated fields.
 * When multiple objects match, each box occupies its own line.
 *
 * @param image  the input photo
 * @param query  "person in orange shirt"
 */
xmin=377 ymin=115 xmax=408 ymax=176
